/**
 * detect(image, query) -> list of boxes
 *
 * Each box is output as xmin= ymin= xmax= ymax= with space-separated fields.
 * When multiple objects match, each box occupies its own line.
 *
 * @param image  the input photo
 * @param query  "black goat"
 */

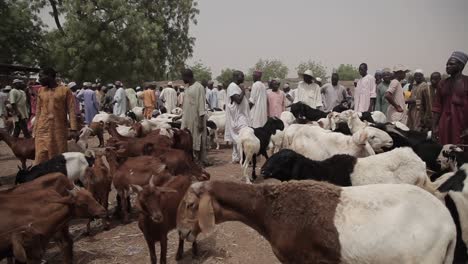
xmin=260 ymin=149 xmax=357 ymax=186
xmin=16 ymin=152 xmax=95 ymax=184
xmin=290 ymin=102 xmax=327 ymax=122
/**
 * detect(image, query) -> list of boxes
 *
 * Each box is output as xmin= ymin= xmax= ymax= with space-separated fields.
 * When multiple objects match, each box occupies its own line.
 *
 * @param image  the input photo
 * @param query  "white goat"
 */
xmin=288 ymin=125 xmax=375 ymax=160
xmin=207 ymin=113 xmax=226 ymax=150
xmin=238 ymin=127 xmax=260 ymax=184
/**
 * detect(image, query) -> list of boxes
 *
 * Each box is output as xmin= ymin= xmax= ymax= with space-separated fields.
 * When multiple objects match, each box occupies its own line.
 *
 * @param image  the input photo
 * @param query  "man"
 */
xmin=103 ymin=83 xmax=116 ymax=112
xmin=375 ymin=70 xmax=383 ymax=86
xmin=403 ymin=75 xmax=414 ymax=100
xmin=0 ymin=86 xmax=10 ymax=128
xmin=143 ymin=85 xmax=156 ymax=119
xmin=10 ymin=79 xmax=31 ymax=138
xmin=225 ymin=70 xmax=251 ymax=163
xmin=77 ymin=82 xmax=99 ymax=125
xmin=267 ymin=78 xmax=285 ymax=118
xmin=428 ymin=72 xmax=441 ymax=103
xmin=160 ymin=82 xmax=178 ymax=113
xmin=321 ymin=73 xmax=347 ymax=112
xmin=375 ymin=68 xmax=392 ymax=114
xmin=294 ymin=70 xmax=323 ymax=109
xmin=206 ymin=80 xmax=218 ymax=109
xmin=126 ymin=87 xmax=138 ymax=110
xmin=34 ymin=67 xmax=77 ymax=164
xmin=249 ymin=71 xmax=268 ymax=128
xmin=135 ymin=86 xmax=143 ymax=107
xmin=406 ymin=70 xmax=432 ymax=132
xmin=385 ymin=65 xmax=408 ymax=122
xmin=113 ymin=82 xmax=127 ymax=116
xmin=283 ymin=83 xmax=294 ymax=110
xmin=432 ymin=51 xmax=468 ymax=144
xmin=181 ymin=69 xmax=207 ymax=163
xmin=178 ymin=86 xmax=185 ymax=107
xmin=95 ymin=85 xmax=105 ymax=110
xmin=354 ymin=63 xmax=376 ymax=112
xmin=216 ymin=84 xmax=226 ymax=110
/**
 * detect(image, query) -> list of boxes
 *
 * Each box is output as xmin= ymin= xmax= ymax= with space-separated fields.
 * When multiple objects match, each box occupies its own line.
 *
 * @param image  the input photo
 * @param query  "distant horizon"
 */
xmin=40 ymin=0 xmax=468 ymax=79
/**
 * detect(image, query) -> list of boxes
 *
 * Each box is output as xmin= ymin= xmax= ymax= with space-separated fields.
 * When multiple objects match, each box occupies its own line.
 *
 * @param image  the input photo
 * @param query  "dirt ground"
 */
xmin=0 ymin=136 xmax=280 ymax=264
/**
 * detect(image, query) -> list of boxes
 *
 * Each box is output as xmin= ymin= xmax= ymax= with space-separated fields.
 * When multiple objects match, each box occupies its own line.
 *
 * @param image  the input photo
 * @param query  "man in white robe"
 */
xmin=217 ymin=84 xmax=227 ymax=110
xmin=294 ymin=70 xmax=323 ymax=109
xmin=249 ymin=71 xmax=268 ymax=128
xmin=225 ymin=71 xmax=251 ymax=163
xmin=181 ymin=69 xmax=207 ymax=163
xmin=354 ymin=63 xmax=377 ymax=112
xmin=206 ymin=80 xmax=218 ymax=109
xmin=160 ymin=82 xmax=178 ymax=113
xmin=113 ymin=84 xmax=127 ymax=116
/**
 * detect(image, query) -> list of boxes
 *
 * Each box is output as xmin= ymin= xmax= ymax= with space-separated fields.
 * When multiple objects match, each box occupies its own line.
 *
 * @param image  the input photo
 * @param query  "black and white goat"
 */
xmin=15 ymin=151 xmax=96 ymax=185
xmin=238 ymin=117 xmax=284 ymax=184
xmin=261 ymin=148 xmax=437 ymax=195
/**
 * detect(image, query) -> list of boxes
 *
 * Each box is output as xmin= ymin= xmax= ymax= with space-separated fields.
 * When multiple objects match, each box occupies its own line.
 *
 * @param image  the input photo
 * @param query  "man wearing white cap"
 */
xmin=77 ymin=82 xmax=99 ymax=124
xmin=385 ymin=65 xmax=408 ymax=122
xmin=160 ymin=81 xmax=177 ymax=113
xmin=294 ymin=70 xmax=323 ymax=110
xmin=354 ymin=63 xmax=376 ymax=112
xmin=433 ymin=51 xmax=468 ymax=144
xmin=406 ymin=69 xmax=431 ymax=132
xmin=10 ymin=79 xmax=31 ymax=138
xmin=249 ymin=70 xmax=268 ymax=128
xmin=216 ymin=83 xmax=226 ymax=110
xmin=113 ymin=81 xmax=127 ymax=116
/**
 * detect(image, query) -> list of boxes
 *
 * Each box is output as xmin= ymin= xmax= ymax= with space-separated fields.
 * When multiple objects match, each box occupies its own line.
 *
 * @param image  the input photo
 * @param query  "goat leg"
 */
xmin=86 ymin=218 xmax=93 ymax=236
xmin=176 ymin=237 xmax=184 ymax=260
xmin=251 ymin=155 xmax=257 ymax=181
xmin=143 ymin=233 xmax=157 ymax=264
xmin=21 ymin=159 xmax=27 ymax=170
xmin=160 ymin=235 xmax=168 ymax=264
xmin=97 ymin=131 xmax=104 ymax=147
xmin=192 ymin=241 xmax=198 ymax=257
xmin=56 ymin=226 xmax=74 ymax=264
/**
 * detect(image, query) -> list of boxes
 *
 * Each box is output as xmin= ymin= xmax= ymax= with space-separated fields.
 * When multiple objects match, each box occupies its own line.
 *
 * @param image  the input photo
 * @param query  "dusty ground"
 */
xmin=0 ymin=136 xmax=280 ymax=264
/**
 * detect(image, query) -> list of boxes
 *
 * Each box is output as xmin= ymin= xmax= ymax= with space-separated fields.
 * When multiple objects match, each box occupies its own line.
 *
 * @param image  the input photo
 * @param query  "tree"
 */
xmin=190 ymin=61 xmax=212 ymax=82
xmin=335 ymin=64 xmax=360 ymax=81
xmin=216 ymin=68 xmax=235 ymax=86
xmin=41 ymin=0 xmax=199 ymax=84
xmin=248 ymin=59 xmax=289 ymax=81
xmin=296 ymin=60 xmax=328 ymax=82
xmin=0 ymin=0 xmax=46 ymax=65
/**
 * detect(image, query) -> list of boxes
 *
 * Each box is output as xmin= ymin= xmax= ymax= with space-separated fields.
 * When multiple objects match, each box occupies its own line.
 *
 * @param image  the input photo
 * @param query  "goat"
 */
xmin=238 ymin=117 xmax=284 ymax=183
xmin=15 ymin=151 xmax=96 ymax=185
xmin=133 ymin=174 xmax=197 ymax=264
xmin=261 ymin=148 xmax=437 ymax=195
xmin=290 ymin=102 xmax=327 ymax=122
xmin=436 ymin=164 xmax=468 ymax=263
xmin=437 ymin=145 xmax=468 ymax=172
xmin=177 ymin=180 xmax=456 ymax=263
xmin=207 ymin=113 xmax=226 ymax=150
xmin=286 ymin=125 xmax=376 ymax=160
xmin=0 ymin=129 xmax=35 ymax=169
xmin=84 ymin=152 xmax=112 ymax=235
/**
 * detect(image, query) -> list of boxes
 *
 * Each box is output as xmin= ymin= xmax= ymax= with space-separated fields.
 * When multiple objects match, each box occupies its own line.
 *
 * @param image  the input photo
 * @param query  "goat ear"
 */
xmin=11 ymin=232 xmax=27 ymax=263
xmin=198 ymin=194 xmax=215 ymax=233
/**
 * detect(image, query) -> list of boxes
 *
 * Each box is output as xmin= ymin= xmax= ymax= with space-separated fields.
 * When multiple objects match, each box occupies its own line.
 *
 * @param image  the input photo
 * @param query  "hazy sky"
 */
xmin=40 ymin=0 xmax=468 ymax=77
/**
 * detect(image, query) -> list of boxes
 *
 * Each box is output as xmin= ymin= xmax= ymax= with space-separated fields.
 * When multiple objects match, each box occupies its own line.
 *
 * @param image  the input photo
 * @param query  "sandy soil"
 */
xmin=0 ymin=136 xmax=280 ymax=264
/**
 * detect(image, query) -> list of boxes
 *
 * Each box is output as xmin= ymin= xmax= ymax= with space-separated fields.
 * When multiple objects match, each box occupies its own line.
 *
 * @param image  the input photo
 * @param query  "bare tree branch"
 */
xmin=49 ymin=0 xmax=65 ymax=35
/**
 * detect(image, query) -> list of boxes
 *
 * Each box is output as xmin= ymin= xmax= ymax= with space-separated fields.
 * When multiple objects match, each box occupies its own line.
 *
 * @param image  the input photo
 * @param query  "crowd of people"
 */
xmin=0 ymin=51 xmax=467 ymax=167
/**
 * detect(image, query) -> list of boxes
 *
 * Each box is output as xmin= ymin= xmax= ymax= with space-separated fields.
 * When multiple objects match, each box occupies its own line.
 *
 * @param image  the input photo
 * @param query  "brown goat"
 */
xmin=0 ymin=172 xmax=74 ymax=196
xmin=0 ymin=187 xmax=106 ymax=264
xmin=0 ymin=129 xmax=35 ymax=168
xmin=171 ymin=128 xmax=193 ymax=158
xmin=134 ymin=174 xmax=197 ymax=264
xmin=85 ymin=153 xmax=112 ymax=234
xmin=112 ymin=156 xmax=172 ymax=223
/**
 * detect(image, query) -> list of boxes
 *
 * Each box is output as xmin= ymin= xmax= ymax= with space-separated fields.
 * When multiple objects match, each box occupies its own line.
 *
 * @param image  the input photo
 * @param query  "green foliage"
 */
xmin=296 ymin=60 xmax=328 ymax=82
xmin=335 ymin=64 xmax=360 ymax=81
xmin=41 ymin=0 xmax=199 ymax=84
xmin=190 ymin=61 xmax=212 ymax=82
xmin=216 ymin=68 xmax=235 ymax=86
xmin=248 ymin=59 xmax=289 ymax=81
xmin=0 ymin=0 xmax=46 ymax=65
